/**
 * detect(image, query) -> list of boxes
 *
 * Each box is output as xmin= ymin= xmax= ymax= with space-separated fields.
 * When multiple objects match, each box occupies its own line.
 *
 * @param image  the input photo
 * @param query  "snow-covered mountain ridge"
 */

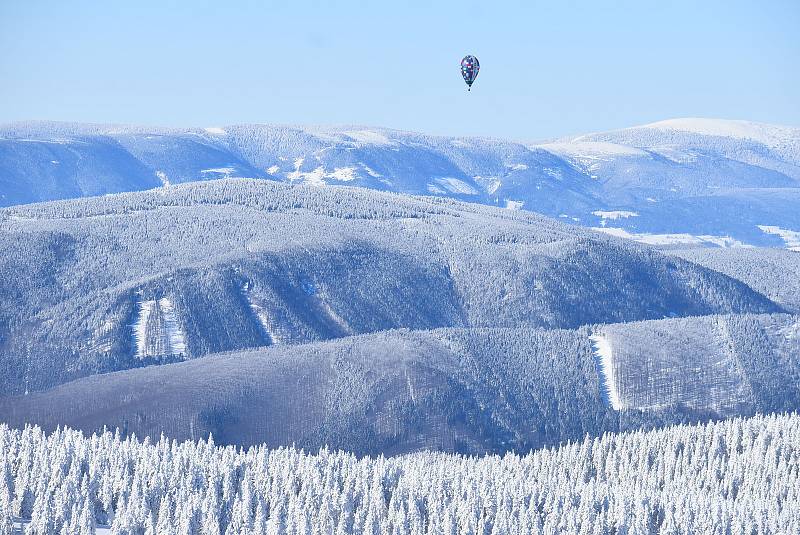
xmin=1 ymin=118 xmax=798 ymax=248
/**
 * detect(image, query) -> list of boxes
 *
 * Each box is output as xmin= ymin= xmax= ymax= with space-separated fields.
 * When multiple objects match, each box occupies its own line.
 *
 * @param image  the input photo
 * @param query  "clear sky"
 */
xmin=1 ymin=0 xmax=798 ymax=140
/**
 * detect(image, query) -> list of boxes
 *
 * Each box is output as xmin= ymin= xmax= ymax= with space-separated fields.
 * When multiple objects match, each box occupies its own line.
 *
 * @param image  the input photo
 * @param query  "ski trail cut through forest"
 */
xmin=132 ymin=297 xmax=187 ymax=359
xmin=241 ymin=283 xmax=277 ymax=345
xmin=590 ymin=333 xmax=622 ymax=410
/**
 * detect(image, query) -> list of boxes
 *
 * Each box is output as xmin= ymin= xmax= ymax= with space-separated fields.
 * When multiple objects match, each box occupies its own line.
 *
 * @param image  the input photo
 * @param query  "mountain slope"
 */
xmin=0 ymin=179 xmax=782 ymax=396
xmin=2 ymin=313 xmax=797 ymax=455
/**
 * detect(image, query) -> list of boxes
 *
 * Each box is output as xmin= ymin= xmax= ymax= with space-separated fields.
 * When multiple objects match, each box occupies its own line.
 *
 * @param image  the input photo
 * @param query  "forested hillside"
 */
xmin=2 ymin=313 xmax=798 ymax=455
xmin=0 ymin=179 xmax=779 ymax=398
xmin=1 ymin=413 xmax=798 ymax=534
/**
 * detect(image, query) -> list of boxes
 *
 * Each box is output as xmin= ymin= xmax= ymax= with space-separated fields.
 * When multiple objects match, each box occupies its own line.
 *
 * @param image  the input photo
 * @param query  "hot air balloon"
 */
xmin=461 ymin=55 xmax=480 ymax=91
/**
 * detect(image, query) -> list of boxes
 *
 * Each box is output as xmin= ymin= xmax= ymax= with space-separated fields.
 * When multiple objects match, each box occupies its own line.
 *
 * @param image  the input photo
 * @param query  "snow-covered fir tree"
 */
xmin=0 ymin=413 xmax=798 ymax=534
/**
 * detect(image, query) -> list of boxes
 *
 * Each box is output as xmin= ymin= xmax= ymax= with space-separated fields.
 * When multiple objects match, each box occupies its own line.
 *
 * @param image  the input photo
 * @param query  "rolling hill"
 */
xmin=0 ymin=179 xmax=797 ymax=455
xmin=1 ymin=313 xmax=797 ymax=455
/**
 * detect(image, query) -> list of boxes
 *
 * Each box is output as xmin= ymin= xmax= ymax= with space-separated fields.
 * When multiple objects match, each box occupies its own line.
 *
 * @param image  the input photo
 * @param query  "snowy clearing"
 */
xmin=758 ymin=225 xmax=800 ymax=251
xmin=203 ymin=127 xmax=227 ymax=135
xmin=200 ymin=167 xmax=236 ymax=177
xmin=343 ymin=130 xmax=391 ymax=145
xmin=505 ymin=200 xmax=524 ymax=210
xmin=288 ymin=165 xmax=360 ymax=184
xmin=241 ymin=284 xmax=278 ymax=345
xmin=155 ymin=170 xmax=170 ymax=186
xmin=432 ymin=177 xmax=479 ymax=195
xmin=132 ymin=298 xmax=186 ymax=359
xmin=594 ymin=227 xmax=750 ymax=248
xmin=328 ymin=167 xmax=357 ymax=181
xmin=589 ymin=333 xmax=622 ymax=410
xmin=592 ymin=210 xmax=639 ymax=222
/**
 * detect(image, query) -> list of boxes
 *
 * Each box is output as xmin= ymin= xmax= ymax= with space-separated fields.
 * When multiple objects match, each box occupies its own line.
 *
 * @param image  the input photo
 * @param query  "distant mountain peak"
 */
xmin=638 ymin=117 xmax=800 ymax=145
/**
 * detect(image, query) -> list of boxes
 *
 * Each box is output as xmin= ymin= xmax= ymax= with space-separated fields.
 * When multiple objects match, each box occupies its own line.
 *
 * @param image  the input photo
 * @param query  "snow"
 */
xmin=267 ymin=165 xmax=280 ymax=175
xmin=361 ymin=164 xmax=382 ymax=177
xmin=590 ymin=333 xmax=621 ymax=410
xmin=505 ymin=200 xmax=524 ymax=210
xmin=132 ymin=300 xmax=154 ymax=358
xmin=592 ymin=210 xmax=639 ymax=220
xmin=328 ymin=167 xmax=357 ymax=181
xmin=539 ymin=141 xmax=647 ymax=157
xmin=508 ymin=163 xmax=528 ymax=171
xmin=288 ymin=165 xmax=359 ymax=185
xmin=88 ymin=319 xmax=114 ymax=353
xmin=640 ymin=118 xmax=799 ymax=146
xmin=780 ymin=318 xmax=800 ymax=342
xmin=155 ymin=170 xmax=170 ymax=186
xmin=474 ymin=175 xmax=501 ymax=194
xmin=132 ymin=298 xmax=186 ymax=359
xmin=344 ymin=130 xmax=391 ymax=145
xmin=204 ymin=127 xmax=227 ymax=135
xmin=594 ymin=227 xmax=750 ymax=248
xmin=201 ymin=167 xmax=236 ymax=177
xmin=543 ymin=167 xmax=562 ymax=180
xmin=432 ymin=177 xmax=479 ymax=195
xmin=758 ymin=225 xmax=800 ymax=251
xmin=288 ymin=166 xmax=325 ymax=185
xmin=242 ymin=283 xmax=279 ymax=345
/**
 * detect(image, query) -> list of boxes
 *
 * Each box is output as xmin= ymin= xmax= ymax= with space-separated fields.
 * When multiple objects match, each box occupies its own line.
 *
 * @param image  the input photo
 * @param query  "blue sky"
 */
xmin=1 ymin=0 xmax=798 ymax=140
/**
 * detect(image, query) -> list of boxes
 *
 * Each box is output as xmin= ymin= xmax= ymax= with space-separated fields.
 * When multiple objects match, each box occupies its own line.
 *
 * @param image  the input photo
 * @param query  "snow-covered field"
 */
xmin=759 ymin=225 xmax=800 ymax=251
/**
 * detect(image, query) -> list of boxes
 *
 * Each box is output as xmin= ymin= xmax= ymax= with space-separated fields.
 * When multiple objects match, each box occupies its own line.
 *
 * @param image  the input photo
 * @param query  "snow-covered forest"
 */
xmin=1 ymin=413 xmax=798 ymax=534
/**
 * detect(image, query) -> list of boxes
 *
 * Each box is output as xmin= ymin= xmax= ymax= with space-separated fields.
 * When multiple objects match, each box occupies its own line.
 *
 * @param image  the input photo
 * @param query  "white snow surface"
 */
xmin=328 ymin=167 xmax=357 ymax=181
xmin=203 ymin=127 xmax=227 ymax=135
xmin=431 ymin=177 xmax=479 ymax=195
xmin=287 ymin=165 xmax=360 ymax=184
xmin=594 ymin=227 xmax=750 ymax=248
xmin=539 ymin=141 xmax=648 ymax=157
xmin=589 ymin=333 xmax=621 ymax=410
xmin=758 ymin=225 xmax=800 ymax=251
xmin=132 ymin=298 xmax=186 ymax=359
xmin=593 ymin=210 xmax=639 ymax=220
xmin=640 ymin=118 xmax=800 ymax=146
xmin=505 ymin=200 xmax=524 ymax=210
xmin=343 ymin=130 xmax=392 ymax=145
xmin=155 ymin=170 xmax=170 ymax=186
xmin=267 ymin=165 xmax=280 ymax=175
xmin=361 ymin=164 xmax=382 ymax=177
xmin=201 ymin=167 xmax=236 ymax=176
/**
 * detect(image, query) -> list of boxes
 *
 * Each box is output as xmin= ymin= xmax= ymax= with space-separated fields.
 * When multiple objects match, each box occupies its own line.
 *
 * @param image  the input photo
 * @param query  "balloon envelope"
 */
xmin=461 ymin=55 xmax=480 ymax=90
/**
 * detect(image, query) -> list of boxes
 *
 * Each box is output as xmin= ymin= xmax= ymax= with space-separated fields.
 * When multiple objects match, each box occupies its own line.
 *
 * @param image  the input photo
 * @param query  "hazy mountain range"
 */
xmin=2 ymin=117 xmax=799 ymax=249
